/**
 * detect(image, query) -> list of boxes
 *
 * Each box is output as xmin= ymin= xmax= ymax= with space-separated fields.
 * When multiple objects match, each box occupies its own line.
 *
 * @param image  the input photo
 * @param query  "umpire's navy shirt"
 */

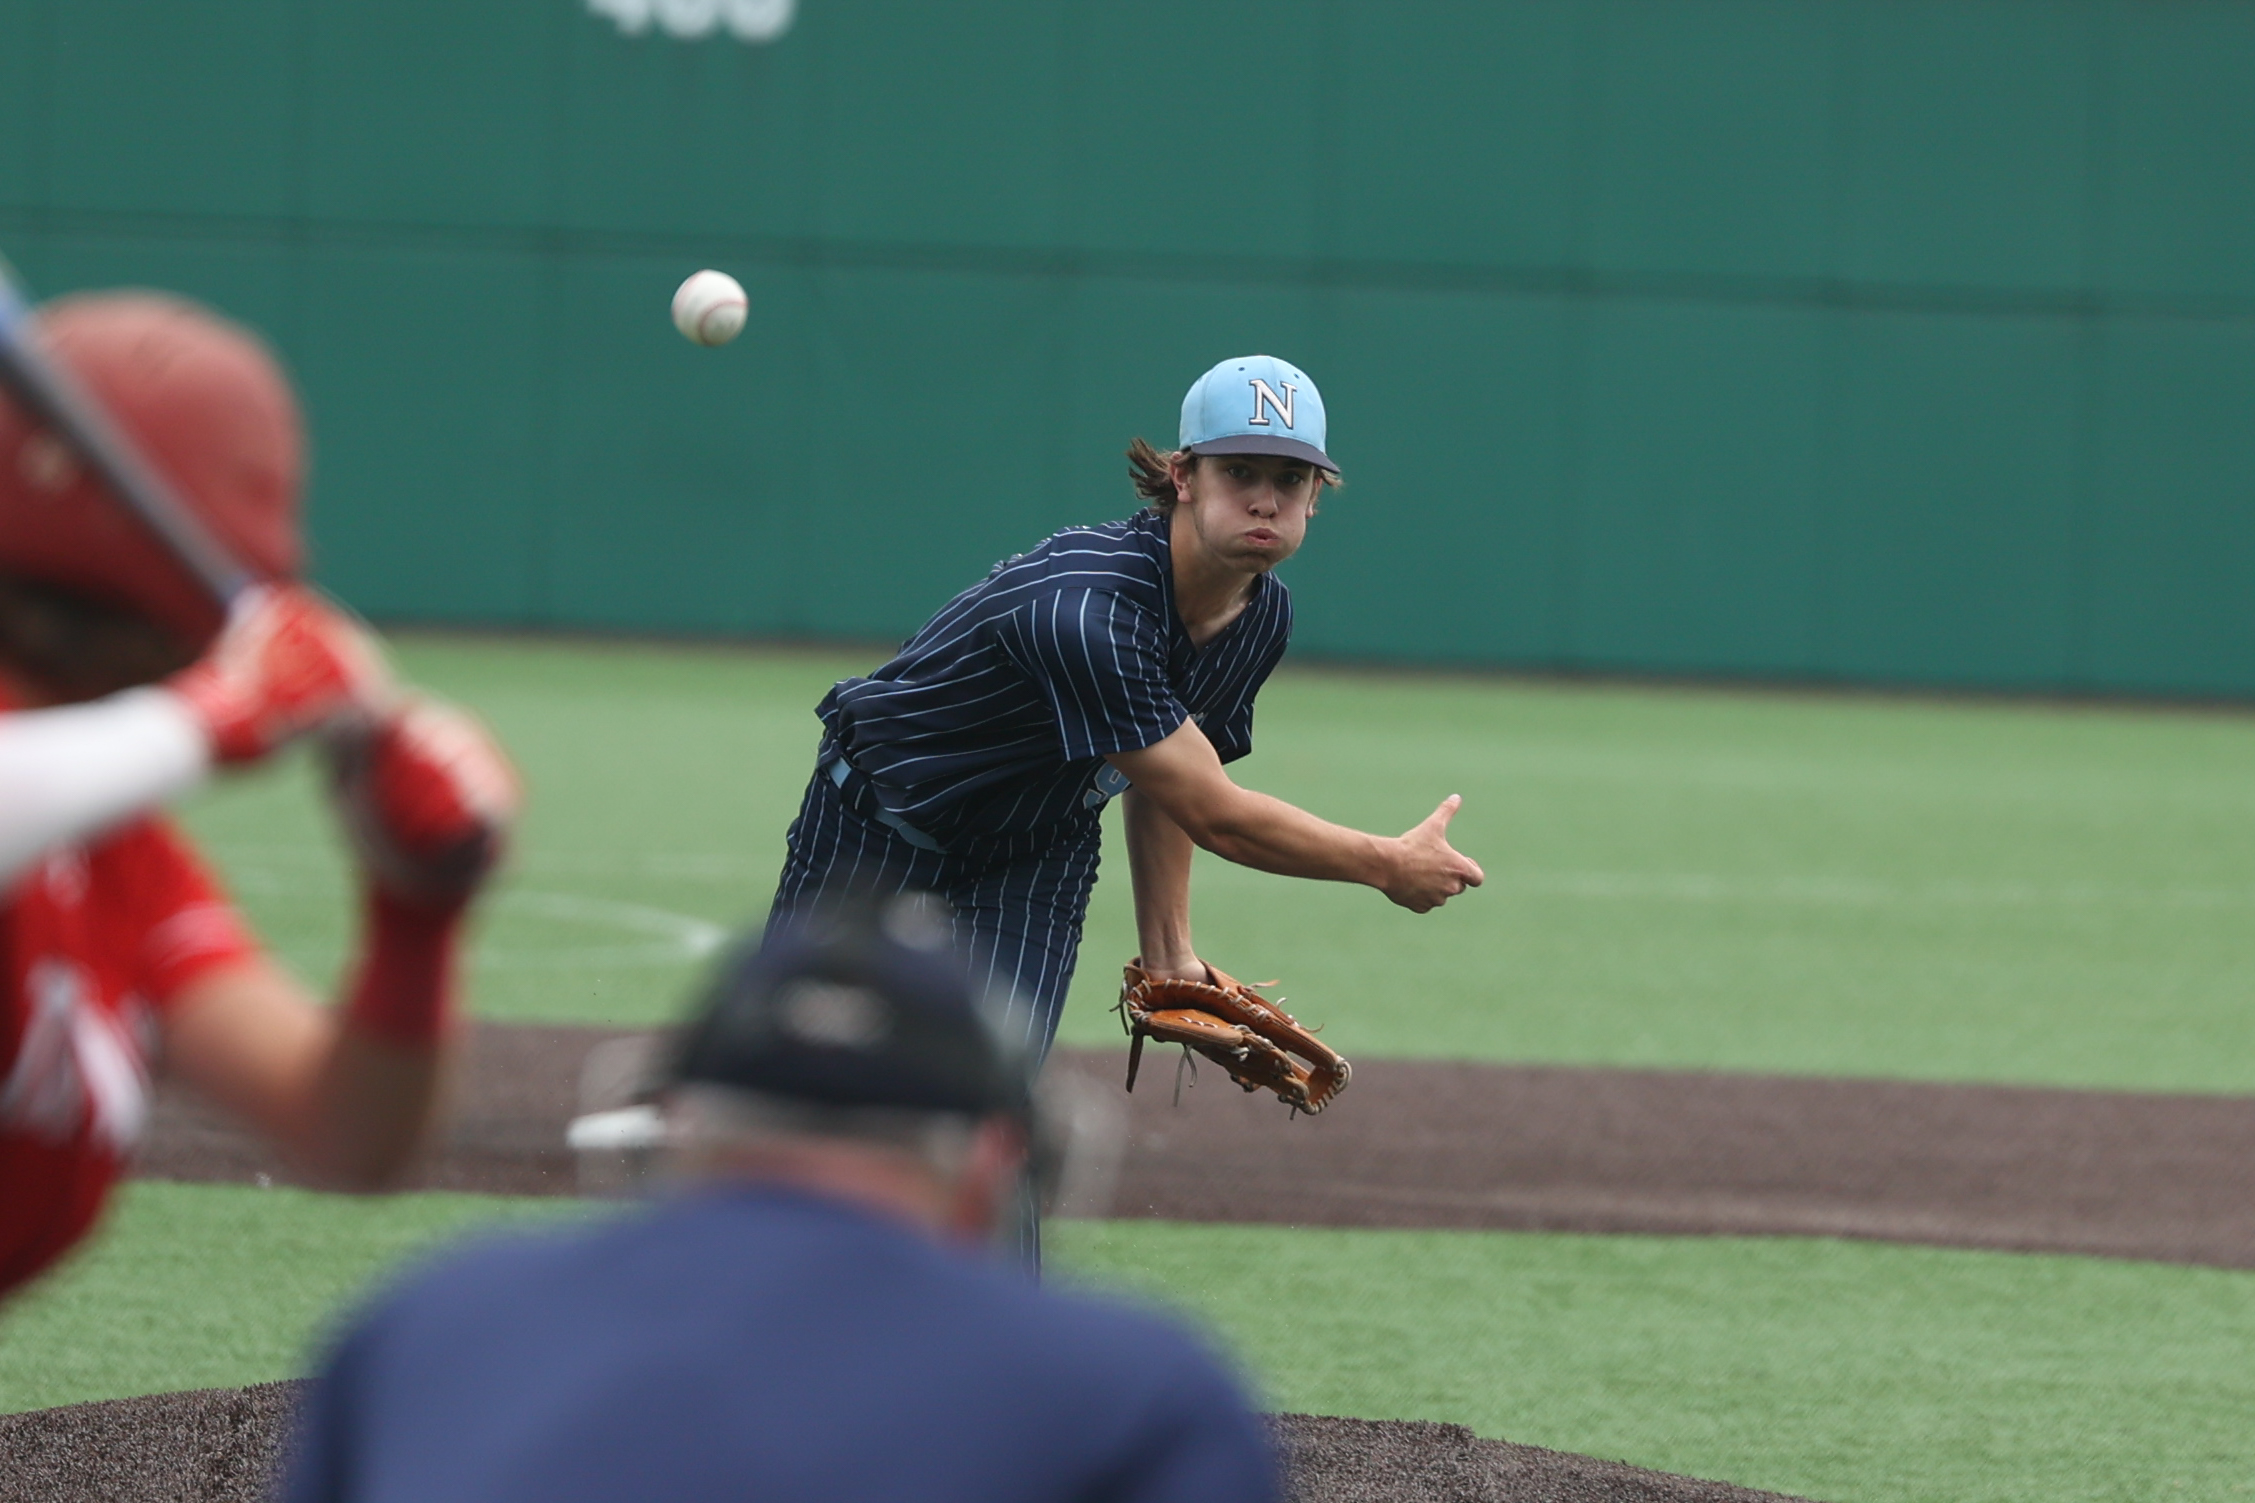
xmin=283 ymin=1187 xmax=1278 ymax=1503
xmin=819 ymin=509 xmax=1291 ymax=845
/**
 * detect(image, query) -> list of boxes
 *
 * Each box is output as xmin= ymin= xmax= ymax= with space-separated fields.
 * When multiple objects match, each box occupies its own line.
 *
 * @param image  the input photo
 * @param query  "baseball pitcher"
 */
xmin=765 ymin=355 xmax=1482 ymax=1261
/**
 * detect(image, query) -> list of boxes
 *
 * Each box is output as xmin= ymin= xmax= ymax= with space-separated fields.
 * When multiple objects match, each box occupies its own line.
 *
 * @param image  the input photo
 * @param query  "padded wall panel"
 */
xmin=1298 ymin=286 xmax=1575 ymax=664
xmin=555 ymin=9 xmax=810 ymax=239
xmin=0 ymin=232 xmax=49 ymax=291
xmin=39 ymin=234 xmax=297 ymax=353
xmin=1589 ymin=0 xmax=1840 ymax=281
xmin=0 ymin=0 xmax=45 ymax=213
xmin=295 ymin=246 xmax=545 ymax=619
xmin=46 ymin=0 xmax=295 ymax=218
xmin=1839 ymin=0 xmax=2094 ymax=292
xmin=15 ymin=0 xmax=2255 ymax=698
xmin=1328 ymin=0 xmax=1584 ymax=271
xmin=303 ymin=0 xmax=553 ymax=228
xmin=1824 ymin=309 xmax=2081 ymax=685
xmin=810 ymin=0 xmax=1065 ymax=250
xmin=1573 ymin=299 xmax=1827 ymax=672
xmin=796 ymin=263 xmax=1068 ymax=639
xmin=546 ymin=255 xmax=810 ymax=634
xmin=2085 ymin=318 xmax=2255 ymax=694
xmin=2099 ymin=5 xmax=2255 ymax=303
xmin=1069 ymin=0 xmax=1321 ymax=261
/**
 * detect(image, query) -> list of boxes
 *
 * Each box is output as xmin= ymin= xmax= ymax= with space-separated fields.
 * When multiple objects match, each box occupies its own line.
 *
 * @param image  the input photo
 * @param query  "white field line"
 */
xmin=211 ymin=850 xmax=732 ymax=972
xmin=483 ymin=891 xmax=731 ymax=969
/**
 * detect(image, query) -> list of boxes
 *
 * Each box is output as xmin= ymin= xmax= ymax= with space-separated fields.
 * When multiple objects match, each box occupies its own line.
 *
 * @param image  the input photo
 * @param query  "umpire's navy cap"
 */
xmin=668 ymin=895 xmax=1030 ymax=1121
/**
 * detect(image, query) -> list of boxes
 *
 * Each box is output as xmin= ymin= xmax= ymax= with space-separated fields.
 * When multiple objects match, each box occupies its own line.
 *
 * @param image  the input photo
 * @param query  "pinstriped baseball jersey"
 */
xmin=816 ymin=510 xmax=1291 ymax=847
xmin=778 ymin=507 xmax=1291 ymax=1269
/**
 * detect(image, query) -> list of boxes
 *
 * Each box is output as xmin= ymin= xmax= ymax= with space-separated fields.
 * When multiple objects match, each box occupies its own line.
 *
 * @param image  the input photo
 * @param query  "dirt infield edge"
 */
xmin=0 ymin=1381 xmax=1822 ymax=1503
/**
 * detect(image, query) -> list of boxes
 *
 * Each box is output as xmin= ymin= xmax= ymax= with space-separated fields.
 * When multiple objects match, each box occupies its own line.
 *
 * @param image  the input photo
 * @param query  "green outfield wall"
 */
xmin=3 ymin=0 xmax=2253 ymax=695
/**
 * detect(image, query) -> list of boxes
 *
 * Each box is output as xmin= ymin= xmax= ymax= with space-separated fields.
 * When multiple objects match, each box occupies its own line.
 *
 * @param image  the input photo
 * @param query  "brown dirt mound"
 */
xmin=0 ymin=1383 xmax=1817 ymax=1502
xmin=137 ymin=1024 xmax=602 ymax=1198
xmin=1267 ymin=1414 xmax=1811 ymax=1502
xmin=136 ymin=1023 xmax=2255 ymax=1269
xmin=0 ymin=1381 xmax=302 ymax=1503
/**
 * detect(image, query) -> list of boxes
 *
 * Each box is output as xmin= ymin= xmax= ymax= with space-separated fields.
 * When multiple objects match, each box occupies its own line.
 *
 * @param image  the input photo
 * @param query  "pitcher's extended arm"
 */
xmin=1104 ymin=718 xmax=1482 ymax=913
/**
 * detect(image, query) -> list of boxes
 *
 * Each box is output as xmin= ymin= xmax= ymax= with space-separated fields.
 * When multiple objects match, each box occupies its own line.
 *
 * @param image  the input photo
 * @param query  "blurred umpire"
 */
xmin=283 ymin=894 xmax=1279 ymax=1503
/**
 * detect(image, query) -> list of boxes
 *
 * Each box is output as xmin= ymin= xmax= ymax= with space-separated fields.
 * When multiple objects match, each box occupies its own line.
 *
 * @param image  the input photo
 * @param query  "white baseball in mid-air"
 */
xmin=671 ymin=270 xmax=747 ymax=347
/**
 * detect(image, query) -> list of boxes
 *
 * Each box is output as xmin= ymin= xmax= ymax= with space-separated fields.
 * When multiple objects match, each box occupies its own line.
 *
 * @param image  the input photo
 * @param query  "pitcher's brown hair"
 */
xmin=1125 ymin=438 xmax=1188 ymax=509
xmin=1125 ymin=437 xmax=1340 ymax=513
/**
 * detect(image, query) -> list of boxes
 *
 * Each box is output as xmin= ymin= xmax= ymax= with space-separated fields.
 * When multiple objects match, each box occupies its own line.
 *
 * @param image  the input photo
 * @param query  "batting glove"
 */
xmin=166 ymin=584 xmax=393 ymax=765
xmin=324 ymin=695 xmax=520 ymax=909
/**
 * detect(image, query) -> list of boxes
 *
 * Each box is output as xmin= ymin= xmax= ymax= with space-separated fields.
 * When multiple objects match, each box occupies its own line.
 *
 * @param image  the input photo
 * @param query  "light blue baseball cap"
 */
xmin=1178 ymin=354 xmax=1336 ymax=474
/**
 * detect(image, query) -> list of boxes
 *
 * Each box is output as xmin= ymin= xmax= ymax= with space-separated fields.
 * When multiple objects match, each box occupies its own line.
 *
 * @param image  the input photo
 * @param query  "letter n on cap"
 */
xmin=1246 ymin=378 xmax=1297 ymax=429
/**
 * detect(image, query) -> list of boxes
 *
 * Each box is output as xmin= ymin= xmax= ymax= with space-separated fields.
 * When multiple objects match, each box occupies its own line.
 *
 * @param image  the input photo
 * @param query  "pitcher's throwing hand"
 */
xmin=1386 ymin=793 xmax=1485 ymax=912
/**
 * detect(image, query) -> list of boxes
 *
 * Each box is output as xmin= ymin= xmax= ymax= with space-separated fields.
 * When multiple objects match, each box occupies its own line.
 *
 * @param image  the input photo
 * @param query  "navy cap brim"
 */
xmin=1185 ymin=434 xmax=1339 ymax=474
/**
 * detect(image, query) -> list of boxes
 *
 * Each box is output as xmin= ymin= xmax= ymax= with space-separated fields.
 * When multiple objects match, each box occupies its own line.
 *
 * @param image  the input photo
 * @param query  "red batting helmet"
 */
xmin=0 ymin=291 xmax=304 ymax=650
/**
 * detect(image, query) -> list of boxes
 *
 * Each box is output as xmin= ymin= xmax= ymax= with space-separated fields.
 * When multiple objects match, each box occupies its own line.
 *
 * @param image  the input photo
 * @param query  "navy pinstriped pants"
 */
xmin=764 ymin=762 xmax=1105 ymax=1267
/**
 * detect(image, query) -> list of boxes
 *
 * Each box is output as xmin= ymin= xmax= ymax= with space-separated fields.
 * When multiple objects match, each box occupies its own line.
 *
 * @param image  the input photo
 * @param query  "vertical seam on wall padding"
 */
xmin=1043 ymin=0 xmax=1070 ymax=260
xmin=279 ymin=0 xmax=310 ymax=401
xmin=1040 ymin=260 xmax=1072 ymax=532
xmin=1808 ymin=0 xmax=1863 ymax=675
xmin=1556 ymin=297 xmax=1591 ymax=670
xmin=526 ymin=0 xmax=572 ymax=628
xmin=1554 ymin=0 xmax=1604 ymax=667
xmin=788 ymin=0 xmax=833 ymax=637
xmin=1053 ymin=0 xmax=1090 ymax=533
xmin=1042 ymin=0 xmax=1075 ymax=538
xmin=1310 ymin=0 xmax=1341 ymax=392
xmin=525 ymin=245 xmax=560 ymax=629
xmin=2067 ymin=0 xmax=2117 ymax=691
xmin=27 ymin=0 xmax=52 ymax=237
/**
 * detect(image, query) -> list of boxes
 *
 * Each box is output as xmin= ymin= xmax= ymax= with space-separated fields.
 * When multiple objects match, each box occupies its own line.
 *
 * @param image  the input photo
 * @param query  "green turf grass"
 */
xmin=171 ymin=636 xmax=860 ymax=1033
xmin=175 ymin=633 xmax=2255 ymax=1092
xmin=0 ymin=1182 xmax=585 ymax=1414
xmin=1049 ymin=1220 xmax=2255 ymax=1503
xmin=9 ymin=1184 xmax=2253 ymax=1503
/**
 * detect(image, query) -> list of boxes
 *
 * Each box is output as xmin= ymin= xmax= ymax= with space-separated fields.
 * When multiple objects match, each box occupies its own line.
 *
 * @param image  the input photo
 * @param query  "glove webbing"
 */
xmin=1117 ymin=962 xmax=1350 ymax=1116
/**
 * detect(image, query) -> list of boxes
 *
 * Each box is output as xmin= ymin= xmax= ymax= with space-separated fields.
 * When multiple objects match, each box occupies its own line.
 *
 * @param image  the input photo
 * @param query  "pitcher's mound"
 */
xmin=0 ymin=1381 xmax=303 ymax=1503
xmin=1269 ymin=1413 xmax=1815 ymax=1501
xmin=0 ymin=1382 xmax=1817 ymax=1502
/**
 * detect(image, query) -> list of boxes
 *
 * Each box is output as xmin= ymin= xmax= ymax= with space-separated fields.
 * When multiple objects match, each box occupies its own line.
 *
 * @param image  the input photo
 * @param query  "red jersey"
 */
xmin=0 ymin=816 xmax=256 ymax=1296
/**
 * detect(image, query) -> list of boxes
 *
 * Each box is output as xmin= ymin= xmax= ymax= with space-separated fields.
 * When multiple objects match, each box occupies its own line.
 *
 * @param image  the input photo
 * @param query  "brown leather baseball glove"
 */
xmin=1117 ymin=961 xmax=1350 ymax=1116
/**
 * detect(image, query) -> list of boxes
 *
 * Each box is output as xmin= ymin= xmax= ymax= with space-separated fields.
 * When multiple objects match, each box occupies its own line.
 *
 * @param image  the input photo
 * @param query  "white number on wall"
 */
xmin=587 ymin=0 xmax=796 ymax=43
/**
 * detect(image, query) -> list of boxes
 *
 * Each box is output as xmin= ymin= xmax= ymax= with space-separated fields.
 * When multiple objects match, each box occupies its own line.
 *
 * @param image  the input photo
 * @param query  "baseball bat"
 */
xmin=0 ymin=254 xmax=253 ymax=607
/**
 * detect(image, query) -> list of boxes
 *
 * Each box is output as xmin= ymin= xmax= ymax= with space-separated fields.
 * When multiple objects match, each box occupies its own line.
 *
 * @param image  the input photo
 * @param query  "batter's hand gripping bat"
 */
xmin=0 ymin=254 xmax=253 ymax=607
